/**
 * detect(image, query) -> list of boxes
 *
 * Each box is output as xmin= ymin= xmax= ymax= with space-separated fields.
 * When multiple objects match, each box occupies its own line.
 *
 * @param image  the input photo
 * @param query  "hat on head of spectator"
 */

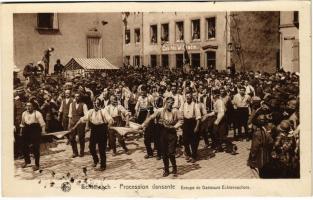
xmin=212 ymin=89 xmax=220 ymax=96
xmin=277 ymin=120 xmax=291 ymax=133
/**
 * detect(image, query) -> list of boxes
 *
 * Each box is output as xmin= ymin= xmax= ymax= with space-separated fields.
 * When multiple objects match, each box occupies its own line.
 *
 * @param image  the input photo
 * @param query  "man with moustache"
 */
xmin=58 ymin=89 xmax=73 ymax=131
xmin=20 ymin=101 xmax=46 ymax=171
xmin=139 ymin=97 xmax=183 ymax=177
xmin=68 ymin=92 xmax=88 ymax=158
xmin=232 ymin=86 xmax=251 ymax=140
xmin=106 ymin=95 xmax=130 ymax=156
xmin=70 ymin=98 xmax=113 ymax=171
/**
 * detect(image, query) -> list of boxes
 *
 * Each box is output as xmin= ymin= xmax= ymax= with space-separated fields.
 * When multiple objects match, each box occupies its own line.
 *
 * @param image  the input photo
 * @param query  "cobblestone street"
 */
xmin=14 ymin=131 xmax=259 ymax=180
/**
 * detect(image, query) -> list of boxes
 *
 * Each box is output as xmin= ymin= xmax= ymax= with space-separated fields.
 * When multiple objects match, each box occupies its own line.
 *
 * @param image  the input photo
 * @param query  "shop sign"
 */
xmin=161 ymin=43 xmax=201 ymax=52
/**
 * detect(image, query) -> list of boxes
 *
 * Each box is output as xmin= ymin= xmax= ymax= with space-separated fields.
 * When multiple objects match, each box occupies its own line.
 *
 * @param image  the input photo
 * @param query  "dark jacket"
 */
xmin=248 ymin=127 xmax=273 ymax=170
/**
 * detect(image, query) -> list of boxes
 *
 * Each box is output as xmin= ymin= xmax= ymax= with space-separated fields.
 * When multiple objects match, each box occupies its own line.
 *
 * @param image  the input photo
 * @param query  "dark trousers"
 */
xmin=108 ymin=129 xmax=127 ymax=153
xmin=211 ymin=117 xmax=229 ymax=150
xmin=61 ymin=116 xmax=69 ymax=131
xmin=137 ymin=110 xmax=148 ymax=124
xmin=197 ymin=116 xmax=215 ymax=149
xmin=14 ymin=126 xmax=23 ymax=159
xmin=160 ymin=126 xmax=177 ymax=172
xmin=144 ymin=121 xmax=154 ymax=156
xmin=234 ymin=107 xmax=249 ymax=137
xmin=108 ymin=116 xmax=127 ymax=153
xmin=89 ymin=123 xmax=108 ymax=168
xmin=195 ymin=130 xmax=209 ymax=150
xmin=182 ymin=118 xmax=198 ymax=159
xmin=70 ymin=123 xmax=86 ymax=156
xmin=153 ymin=123 xmax=162 ymax=157
xmin=22 ymin=123 xmax=41 ymax=166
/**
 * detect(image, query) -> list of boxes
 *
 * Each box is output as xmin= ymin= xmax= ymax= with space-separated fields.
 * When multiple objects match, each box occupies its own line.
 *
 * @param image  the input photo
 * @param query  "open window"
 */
xmin=133 ymin=55 xmax=140 ymax=67
xmin=161 ymin=54 xmax=169 ymax=67
xmin=191 ymin=19 xmax=200 ymax=41
xmin=175 ymin=21 xmax=184 ymax=42
xmin=37 ymin=13 xmax=59 ymax=32
xmin=124 ymin=56 xmax=130 ymax=66
xmin=135 ymin=28 xmax=140 ymax=43
xmin=161 ymin=23 xmax=169 ymax=42
xmin=150 ymin=55 xmax=157 ymax=67
xmin=206 ymin=17 xmax=216 ymax=39
xmin=206 ymin=51 xmax=216 ymax=69
xmin=191 ymin=53 xmax=200 ymax=68
xmin=125 ymin=29 xmax=130 ymax=44
xmin=176 ymin=54 xmax=184 ymax=68
xmin=150 ymin=25 xmax=158 ymax=44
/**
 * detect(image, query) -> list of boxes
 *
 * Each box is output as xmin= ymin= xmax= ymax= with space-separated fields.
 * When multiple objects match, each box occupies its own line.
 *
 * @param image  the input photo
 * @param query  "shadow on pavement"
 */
xmin=177 ymin=163 xmax=201 ymax=176
xmin=197 ymin=148 xmax=216 ymax=160
xmin=107 ymin=158 xmax=134 ymax=170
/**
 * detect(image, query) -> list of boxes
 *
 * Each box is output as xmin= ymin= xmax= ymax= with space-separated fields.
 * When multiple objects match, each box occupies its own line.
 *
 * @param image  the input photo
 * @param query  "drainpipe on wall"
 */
xmin=225 ymin=12 xmax=228 ymax=70
xmin=141 ymin=12 xmax=144 ymax=66
xmin=279 ymin=31 xmax=283 ymax=70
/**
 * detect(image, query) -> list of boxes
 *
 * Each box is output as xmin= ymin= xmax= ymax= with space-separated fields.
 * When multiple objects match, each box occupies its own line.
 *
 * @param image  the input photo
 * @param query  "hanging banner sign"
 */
xmin=161 ymin=43 xmax=201 ymax=52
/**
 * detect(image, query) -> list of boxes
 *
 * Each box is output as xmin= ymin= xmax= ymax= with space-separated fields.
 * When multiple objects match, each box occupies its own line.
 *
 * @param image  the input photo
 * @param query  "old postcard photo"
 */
xmin=1 ymin=1 xmax=312 ymax=197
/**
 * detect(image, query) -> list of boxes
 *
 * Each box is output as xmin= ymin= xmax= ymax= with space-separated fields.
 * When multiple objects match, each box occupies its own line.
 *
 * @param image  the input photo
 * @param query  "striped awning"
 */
xmin=65 ymin=58 xmax=119 ymax=70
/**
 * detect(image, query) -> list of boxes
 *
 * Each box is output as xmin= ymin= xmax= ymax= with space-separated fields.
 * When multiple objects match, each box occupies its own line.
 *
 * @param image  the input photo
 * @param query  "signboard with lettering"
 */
xmin=161 ymin=43 xmax=201 ymax=52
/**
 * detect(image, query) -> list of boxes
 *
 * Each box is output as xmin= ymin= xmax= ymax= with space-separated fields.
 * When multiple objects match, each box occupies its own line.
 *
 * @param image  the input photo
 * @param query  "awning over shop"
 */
xmin=65 ymin=58 xmax=119 ymax=70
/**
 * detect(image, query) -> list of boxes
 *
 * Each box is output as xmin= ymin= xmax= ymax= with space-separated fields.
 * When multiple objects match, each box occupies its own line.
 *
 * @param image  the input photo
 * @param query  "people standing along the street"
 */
xmin=232 ymin=86 xmax=251 ymax=140
xmin=68 ymin=92 xmax=88 ymax=158
xmin=271 ymin=120 xmax=298 ymax=178
xmin=244 ymin=80 xmax=255 ymax=97
xmin=197 ymin=88 xmax=212 ymax=149
xmin=20 ymin=101 xmax=46 ymax=171
xmin=40 ymin=93 xmax=59 ymax=133
xmin=247 ymin=113 xmax=274 ymax=178
xmin=179 ymin=92 xmax=201 ymax=163
xmin=70 ymin=98 xmax=113 ymax=171
xmin=140 ymin=97 xmax=183 ymax=177
xmin=54 ymin=59 xmax=64 ymax=75
xmin=171 ymin=85 xmax=184 ymax=110
xmin=58 ymin=89 xmax=73 ymax=131
xmin=106 ymin=95 xmax=130 ymax=156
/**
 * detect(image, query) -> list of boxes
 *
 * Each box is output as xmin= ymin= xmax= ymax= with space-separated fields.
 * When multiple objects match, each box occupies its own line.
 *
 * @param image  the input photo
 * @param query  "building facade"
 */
xmin=279 ymin=11 xmax=299 ymax=72
xmin=14 ymin=13 xmax=124 ymax=74
xmin=123 ymin=12 xmax=230 ymax=70
xmin=122 ymin=12 xmax=144 ymax=68
xmin=123 ymin=12 xmax=282 ymax=72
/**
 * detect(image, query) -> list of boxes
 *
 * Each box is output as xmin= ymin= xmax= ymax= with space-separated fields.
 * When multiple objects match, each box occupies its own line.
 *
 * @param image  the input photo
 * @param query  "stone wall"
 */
xmin=230 ymin=11 xmax=280 ymax=73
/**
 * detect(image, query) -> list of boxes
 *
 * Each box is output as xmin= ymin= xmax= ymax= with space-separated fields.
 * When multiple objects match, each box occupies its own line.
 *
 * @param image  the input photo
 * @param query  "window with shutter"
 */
xmin=87 ymin=36 xmax=102 ymax=58
xmin=292 ymin=39 xmax=299 ymax=71
xmin=175 ymin=21 xmax=184 ymax=42
xmin=37 ymin=13 xmax=59 ymax=32
xmin=133 ymin=55 xmax=140 ymax=67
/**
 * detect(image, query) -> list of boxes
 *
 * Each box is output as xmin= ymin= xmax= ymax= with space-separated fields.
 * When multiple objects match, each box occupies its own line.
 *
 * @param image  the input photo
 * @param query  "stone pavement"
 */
xmin=14 ymin=132 xmax=259 ymax=180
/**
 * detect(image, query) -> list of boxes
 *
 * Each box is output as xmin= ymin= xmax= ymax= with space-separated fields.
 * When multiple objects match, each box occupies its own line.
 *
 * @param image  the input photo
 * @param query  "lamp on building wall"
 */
xmin=227 ymin=42 xmax=233 ymax=52
xmin=101 ymin=20 xmax=108 ymax=26
xmin=235 ymin=44 xmax=241 ymax=52
xmin=227 ymin=42 xmax=242 ymax=53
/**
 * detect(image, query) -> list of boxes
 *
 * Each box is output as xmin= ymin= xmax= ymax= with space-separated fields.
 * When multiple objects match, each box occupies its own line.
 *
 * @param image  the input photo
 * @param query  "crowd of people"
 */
xmin=14 ymin=63 xmax=300 ymax=178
